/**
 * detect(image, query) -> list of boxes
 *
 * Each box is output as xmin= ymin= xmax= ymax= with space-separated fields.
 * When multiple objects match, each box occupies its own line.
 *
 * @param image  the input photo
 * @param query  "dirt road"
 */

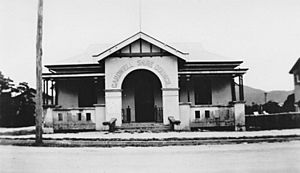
xmin=0 ymin=141 xmax=299 ymax=173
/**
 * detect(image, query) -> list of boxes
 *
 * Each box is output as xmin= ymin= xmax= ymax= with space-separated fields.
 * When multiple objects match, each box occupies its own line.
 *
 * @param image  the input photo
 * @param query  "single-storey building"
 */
xmin=42 ymin=32 xmax=248 ymax=132
xmin=289 ymin=58 xmax=300 ymax=111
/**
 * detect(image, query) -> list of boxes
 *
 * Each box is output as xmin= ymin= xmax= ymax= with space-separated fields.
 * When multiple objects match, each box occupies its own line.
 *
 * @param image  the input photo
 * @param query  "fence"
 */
xmin=246 ymin=112 xmax=300 ymax=130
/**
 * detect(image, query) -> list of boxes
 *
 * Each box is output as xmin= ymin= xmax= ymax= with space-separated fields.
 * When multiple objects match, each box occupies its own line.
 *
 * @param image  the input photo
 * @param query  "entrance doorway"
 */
xmin=122 ymin=69 xmax=162 ymax=123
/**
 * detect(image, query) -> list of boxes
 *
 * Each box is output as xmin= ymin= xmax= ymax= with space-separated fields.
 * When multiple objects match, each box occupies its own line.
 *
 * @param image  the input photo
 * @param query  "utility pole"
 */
xmin=35 ymin=0 xmax=43 ymax=145
xmin=264 ymin=92 xmax=268 ymax=104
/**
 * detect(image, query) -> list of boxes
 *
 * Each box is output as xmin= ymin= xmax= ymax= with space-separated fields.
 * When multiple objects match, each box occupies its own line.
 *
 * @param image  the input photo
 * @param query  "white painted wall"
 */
xmin=105 ymin=56 xmax=178 ymax=90
xmin=162 ymin=89 xmax=180 ymax=124
xmin=105 ymin=90 xmax=122 ymax=126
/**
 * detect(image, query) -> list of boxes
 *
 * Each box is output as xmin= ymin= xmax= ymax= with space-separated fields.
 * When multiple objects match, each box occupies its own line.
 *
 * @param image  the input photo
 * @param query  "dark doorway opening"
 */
xmin=122 ymin=69 xmax=162 ymax=123
xmin=135 ymin=71 xmax=155 ymax=122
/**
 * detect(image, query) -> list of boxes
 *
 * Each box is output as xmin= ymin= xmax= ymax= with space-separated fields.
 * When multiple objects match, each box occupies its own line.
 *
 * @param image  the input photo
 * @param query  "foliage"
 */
xmin=245 ymin=102 xmax=262 ymax=115
xmin=282 ymin=94 xmax=295 ymax=112
xmin=0 ymin=71 xmax=15 ymax=93
xmin=0 ymin=71 xmax=36 ymax=127
xmin=246 ymin=94 xmax=296 ymax=115
xmin=262 ymin=101 xmax=282 ymax=113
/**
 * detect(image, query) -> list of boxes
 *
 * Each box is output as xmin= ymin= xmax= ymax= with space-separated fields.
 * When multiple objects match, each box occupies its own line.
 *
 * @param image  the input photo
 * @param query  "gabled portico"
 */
xmin=99 ymin=33 xmax=183 ymax=127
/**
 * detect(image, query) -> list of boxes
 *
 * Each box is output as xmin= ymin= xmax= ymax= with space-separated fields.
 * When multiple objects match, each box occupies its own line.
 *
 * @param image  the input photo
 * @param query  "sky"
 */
xmin=1 ymin=0 xmax=300 ymax=92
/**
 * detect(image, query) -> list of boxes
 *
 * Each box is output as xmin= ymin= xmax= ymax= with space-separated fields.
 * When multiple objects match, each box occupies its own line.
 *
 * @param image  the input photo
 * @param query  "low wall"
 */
xmin=246 ymin=112 xmax=300 ymax=130
xmin=190 ymin=105 xmax=235 ymax=131
xmin=179 ymin=102 xmax=237 ymax=131
xmin=52 ymin=107 xmax=96 ymax=132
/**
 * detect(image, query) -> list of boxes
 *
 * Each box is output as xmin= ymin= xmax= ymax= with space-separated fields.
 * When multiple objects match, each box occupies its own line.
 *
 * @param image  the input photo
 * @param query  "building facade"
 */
xmin=289 ymin=58 xmax=300 ymax=111
xmin=42 ymin=32 xmax=248 ymax=132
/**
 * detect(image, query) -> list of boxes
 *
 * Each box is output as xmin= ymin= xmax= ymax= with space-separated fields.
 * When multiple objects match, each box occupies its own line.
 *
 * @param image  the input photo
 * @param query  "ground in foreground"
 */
xmin=0 ymin=141 xmax=299 ymax=173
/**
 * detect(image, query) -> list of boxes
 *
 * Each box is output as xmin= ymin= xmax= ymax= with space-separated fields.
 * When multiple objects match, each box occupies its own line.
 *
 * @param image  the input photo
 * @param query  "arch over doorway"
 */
xmin=114 ymin=65 xmax=169 ymax=89
xmin=121 ymin=69 xmax=163 ymax=123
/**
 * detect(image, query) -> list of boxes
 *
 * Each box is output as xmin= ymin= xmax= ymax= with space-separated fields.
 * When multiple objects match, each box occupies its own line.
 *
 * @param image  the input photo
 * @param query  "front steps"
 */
xmin=117 ymin=122 xmax=170 ymax=132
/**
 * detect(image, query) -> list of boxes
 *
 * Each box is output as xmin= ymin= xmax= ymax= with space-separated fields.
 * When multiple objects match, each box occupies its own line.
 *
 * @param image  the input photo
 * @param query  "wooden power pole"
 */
xmin=35 ymin=0 xmax=44 ymax=145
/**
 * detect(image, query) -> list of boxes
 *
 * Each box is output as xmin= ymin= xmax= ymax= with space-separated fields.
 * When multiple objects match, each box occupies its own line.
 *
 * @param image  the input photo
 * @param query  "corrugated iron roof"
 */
xmin=46 ymin=32 xmax=242 ymax=66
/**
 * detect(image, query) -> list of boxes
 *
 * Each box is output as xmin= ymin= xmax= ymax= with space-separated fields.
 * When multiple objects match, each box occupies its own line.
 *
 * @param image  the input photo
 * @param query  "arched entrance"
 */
xmin=121 ymin=69 xmax=163 ymax=123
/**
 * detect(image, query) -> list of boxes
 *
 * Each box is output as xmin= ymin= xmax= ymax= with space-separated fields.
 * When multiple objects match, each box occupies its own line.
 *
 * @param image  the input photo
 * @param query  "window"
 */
xmin=205 ymin=110 xmax=210 ymax=118
xmin=78 ymin=113 xmax=82 ymax=121
xmin=195 ymin=111 xmax=200 ymax=119
xmin=194 ymin=78 xmax=212 ymax=105
xmin=58 ymin=113 xmax=63 ymax=121
xmin=86 ymin=113 xmax=91 ymax=121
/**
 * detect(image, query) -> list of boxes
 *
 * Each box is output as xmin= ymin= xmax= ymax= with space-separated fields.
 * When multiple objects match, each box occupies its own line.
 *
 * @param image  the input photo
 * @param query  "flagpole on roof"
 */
xmin=35 ymin=0 xmax=44 ymax=145
xmin=139 ymin=0 xmax=142 ymax=32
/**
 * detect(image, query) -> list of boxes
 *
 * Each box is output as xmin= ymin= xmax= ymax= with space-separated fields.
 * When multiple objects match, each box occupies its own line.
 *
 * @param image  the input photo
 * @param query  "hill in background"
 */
xmin=244 ymin=86 xmax=293 ymax=105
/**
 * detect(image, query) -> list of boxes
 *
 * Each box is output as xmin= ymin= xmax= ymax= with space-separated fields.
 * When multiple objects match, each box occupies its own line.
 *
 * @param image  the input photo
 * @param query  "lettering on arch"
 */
xmin=111 ymin=60 xmax=171 ymax=88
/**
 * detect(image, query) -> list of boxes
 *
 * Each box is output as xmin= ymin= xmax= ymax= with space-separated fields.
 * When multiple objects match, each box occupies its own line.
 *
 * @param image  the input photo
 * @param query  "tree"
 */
xmin=0 ymin=71 xmax=15 ymax=126
xmin=262 ymin=101 xmax=282 ymax=114
xmin=0 ymin=71 xmax=36 ymax=127
xmin=282 ymin=94 xmax=295 ymax=112
xmin=245 ymin=102 xmax=262 ymax=115
xmin=0 ymin=71 xmax=15 ymax=94
xmin=13 ymin=82 xmax=36 ymax=127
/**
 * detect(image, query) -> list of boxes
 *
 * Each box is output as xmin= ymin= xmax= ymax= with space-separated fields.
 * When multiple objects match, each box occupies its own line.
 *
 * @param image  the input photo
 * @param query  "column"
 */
xmin=162 ymin=88 xmax=180 ymax=124
xmin=45 ymin=79 xmax=48 ymax=105
xmin=239 ymin=75 xmax=244 ymax=101
xmin=179 ymin=102 xmax=191 ymax=130
xmin=105 ymin=89 xmax=122 ymax=126
xmin=42 ymin=79 xmax=45 ymax=105
xmin=94 ymin=104 xmax=106 ymax=130
xmin=186 ymin=75 xmax=191 ymax=102
xmin=55 ymin=81 xmax=58 ymax=105
xmin=51 ymin=80 xmax=54 ymax=105
xmin=231 ymin=77 xmax=236 ymax=102
xmin=233 ymin=101 xmax=246 ymax=131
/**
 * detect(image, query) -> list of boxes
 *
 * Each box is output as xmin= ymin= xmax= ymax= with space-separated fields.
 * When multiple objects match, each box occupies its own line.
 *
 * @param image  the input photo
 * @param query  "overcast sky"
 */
xmin=1 ymin=0 xmax=300 ymax=91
